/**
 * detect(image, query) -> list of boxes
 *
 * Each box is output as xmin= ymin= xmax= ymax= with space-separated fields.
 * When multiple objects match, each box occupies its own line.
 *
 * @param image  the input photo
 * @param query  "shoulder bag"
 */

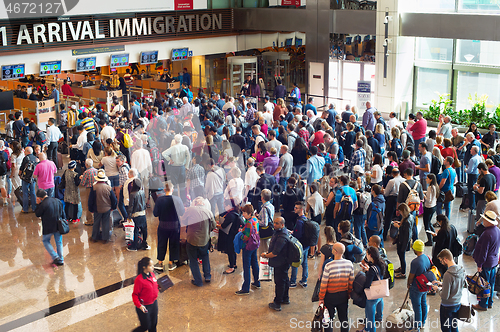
xmin=364 ymin=266 xmax=390 ymax=300
xmin=259 ymin=205 xmax=274 ymax=240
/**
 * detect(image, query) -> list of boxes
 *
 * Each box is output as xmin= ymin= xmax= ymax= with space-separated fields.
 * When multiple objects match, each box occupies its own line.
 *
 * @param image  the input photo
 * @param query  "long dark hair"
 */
xmin=426 ymin=173 xmax=440 ymax=200
xmin=436 ymin=214 xmax=451 ymax=232
xmin=367 ymin=246 xmax=386 ymax=275
xmin=92 ymin=141 xmax=102 ymax=156
xmin=137 ymin=257 xmax=152 ymax=275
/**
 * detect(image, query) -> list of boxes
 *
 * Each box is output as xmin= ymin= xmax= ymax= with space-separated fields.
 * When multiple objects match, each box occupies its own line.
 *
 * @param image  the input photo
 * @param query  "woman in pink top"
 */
xmin=254 ymin=141 xmax=270 ymax=166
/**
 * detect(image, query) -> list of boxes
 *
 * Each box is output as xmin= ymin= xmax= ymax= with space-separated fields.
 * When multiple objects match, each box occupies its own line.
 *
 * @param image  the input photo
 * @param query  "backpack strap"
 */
xmin=403 ymin=181 xmax=411 ymax=191
xmin=413 ymin=181 xmax=419 ymax=190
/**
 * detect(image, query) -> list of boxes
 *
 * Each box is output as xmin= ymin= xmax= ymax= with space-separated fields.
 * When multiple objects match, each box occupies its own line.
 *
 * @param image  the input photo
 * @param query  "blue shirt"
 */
xmin=410 ymin=254 xmax=432 ymax=291
xmin=183 ymin=72 xmax=191 ymax=86
xmin=301 ymin=155 xmax=325 ymax=184
xmin=335 ymin=185 xmax=358 ymax=204
xmin=420 ymin=152 xmax=432 ymax=179
xmin=50 ymin=89 xmax=59 ymax=103
xmin=440 ymin=167 xmax=456 ymax=192
xmin=293 ymin=215 xmax=307 ymax=246
xmin=291 ymin=87 xmax=301 ymax=101
xmin=304 ymin=104 xmax=317 ymax=115
xmin=466 ymin=154 xmax=481 ymax=174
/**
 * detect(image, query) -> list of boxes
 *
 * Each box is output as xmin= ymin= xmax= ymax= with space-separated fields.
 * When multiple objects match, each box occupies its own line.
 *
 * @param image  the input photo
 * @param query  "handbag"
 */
xmin=457 ymin=294 xmax=475 ymax=323
xmin=311 ymin=304 xmax=330 ymax=332
xmin=453 ymin=149 xmax=462 ymax=168
xmin=57 ymin=218 xmax=69 ymax=235
xmin=312 ymin=279 xmax=321 ymax=302
xmin=466 ymin=272 xmax=491 ymax=298
xmin=364 ymin=266 xmax=390 ymax=300
xmin=259 ymin=206 xmax=274 ymax=240
xmin=444 ymin=190 xmax=455 ymax=203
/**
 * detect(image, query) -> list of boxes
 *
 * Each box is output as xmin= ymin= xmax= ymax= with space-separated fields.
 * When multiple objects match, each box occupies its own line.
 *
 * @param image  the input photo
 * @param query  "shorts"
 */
xmin=0 ymin=175 xmax=5 ymax=189
xmin=109 ymin=175 xmax=120 ymax=188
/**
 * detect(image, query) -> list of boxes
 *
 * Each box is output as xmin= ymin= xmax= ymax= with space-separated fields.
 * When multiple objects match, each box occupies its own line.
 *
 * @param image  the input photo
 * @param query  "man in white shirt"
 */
xmin=99 ymin=120 xmax=116 ymax=145
xmin=131 ymin=139 xmax=153 ymax=198
xmin=46 ymin=117 xmax=63 ymax=166
xmin=123 ymin=168 xmax=138 ymax=207
xmin=437 ymin=115 xmax=452 ymax=139
xmin=387 ymin=112 xmax=401 ymax=130
xmin=252 ymin=125 xmax=266 ymax=152
xmin=205 ymin=158 xmax=226 ymax=218
xmin=162 ymin=134 xmax=190 ymax=204
xmin=245 ymin=158 xmax=259 ymax=199
xmin=110 ymin=100 xmax=125 ymax=118
xmin=69 ymin=125 xmax=87 ymax=166
xmin=266 ymin=130 xmax=282 ymax=152
xmin=179 ymin=97 xmax=192 ymax=119
xmin=263 ymin=96 xmax=274 ymax=113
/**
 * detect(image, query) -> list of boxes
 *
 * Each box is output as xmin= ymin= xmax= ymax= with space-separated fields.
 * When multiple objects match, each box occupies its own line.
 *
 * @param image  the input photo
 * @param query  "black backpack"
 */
xmin=0 ymin=152 xmax=7 ymax=176
xmin=21 ymin=158 xmax=36 ymax=182
xmin=431 ymin=154 xmax=441 ymax=176
xmin=491 ymin=154 xmax=500 ymax=168
xmin=391 ymin=138 xmax=403 ymax=159
xmin=303 ymin=218 xmax=320 ymax=247
xmin=337 ymin=188 xmax=354 ymax=221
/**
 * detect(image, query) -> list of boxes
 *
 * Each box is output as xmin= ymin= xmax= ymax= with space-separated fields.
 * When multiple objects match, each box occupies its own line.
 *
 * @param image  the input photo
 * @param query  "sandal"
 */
xmin=395 ymin=273 xmax=406 ymax=279
xmin=223 ymin=268 xmax=235 ymax=274
xmin=394 ymin=267 xmax=402 ymax=273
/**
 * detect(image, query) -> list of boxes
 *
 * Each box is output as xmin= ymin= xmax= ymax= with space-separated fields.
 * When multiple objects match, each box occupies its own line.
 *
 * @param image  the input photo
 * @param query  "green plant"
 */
xmin=468 ymin=93 xmax=489 ymax=128
xmin=422 ymin=93 xmax=453 ymax=122
xmin=488 ymin=105 xmax=500 ymax=128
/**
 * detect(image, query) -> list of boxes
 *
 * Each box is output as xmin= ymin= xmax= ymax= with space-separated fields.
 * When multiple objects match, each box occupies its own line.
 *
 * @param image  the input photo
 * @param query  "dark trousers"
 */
xmin=467 ymin=173 xmax=478 ymax=210
xmin=191 ymin=185 xmax=204 ymax=199
xmin=324 ymin=291 xmax=349 ymax=332
xmin=157 ymin=228 xmax=180 ymax=262
xmin=227 ymin=238 xmax=237 ymax=268
xmin=65 ymin=202 xmax=79 ymax=220
xmin=187 ymin=241 xmax=211 ymax=286
xmin=397 ymin=246 xmax=407 ymax=274
xmin=383 ymin=196 xmax=398 ymax=241
xmin=92 ymin=210 xmax=112 ymax=241
xmin=120 ymin=146 xmax=131 ymax=165
xmin=440 ymin=304 xmax=460 ymax=332
xmin=423 ymin=206 xmax=436 ymax=243
xmin=411 ymin=211 xmax=418 ymax=241
xmin=47 ymin=142 xmax=58 ymax=165
xmin=168 ymin=165 xmax=187 ymax=203
xmin=273 ymin=263 xmax=290 ymax=305
xmin=131 ymin=215 xmax=148 ymax=250
xmin=118 ymin=188 xmax=128 ymax=221
xmin=133 ymin=300 xmax=158 ymax=332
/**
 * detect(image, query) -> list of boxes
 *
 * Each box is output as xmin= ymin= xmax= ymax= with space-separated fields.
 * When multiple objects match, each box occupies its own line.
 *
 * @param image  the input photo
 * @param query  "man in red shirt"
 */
xmin=61 ymin=79 xmax=74 ymax=97
xmin=407 ymin=111 xmax=427 ymax=157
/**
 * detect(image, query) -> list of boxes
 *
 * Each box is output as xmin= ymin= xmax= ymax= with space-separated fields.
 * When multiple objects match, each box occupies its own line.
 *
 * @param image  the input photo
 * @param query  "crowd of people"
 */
xmin=3 ymin=87 xmax=500 ymax=332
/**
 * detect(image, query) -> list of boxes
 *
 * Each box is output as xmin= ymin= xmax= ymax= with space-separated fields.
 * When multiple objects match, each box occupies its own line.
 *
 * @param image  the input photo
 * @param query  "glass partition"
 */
xmin=456 ymin=71 xmax=500 ymax=111
xmin=456 ymin=39 xmax=500 ymax=66
xmin=416 ymin=38 xmax=453 ymax=62
xmin=415 ymin=67 xmax=450 ymax=108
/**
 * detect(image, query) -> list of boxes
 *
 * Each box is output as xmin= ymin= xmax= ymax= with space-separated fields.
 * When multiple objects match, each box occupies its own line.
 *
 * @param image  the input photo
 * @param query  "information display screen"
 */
xmin=76 ymin=57 xmax=97 ymax=72
xmin=172 ymin=48 xmax=188 ymax=61
xmin=110 ymin=53 xmax=130 ymax=68
xmin=39 ymin=60 xmax=62 ymax=76
xmin=2 ymin=64 xmax=25 ymax=80
xmin=140 ymin=51 xmax=159 ymax=65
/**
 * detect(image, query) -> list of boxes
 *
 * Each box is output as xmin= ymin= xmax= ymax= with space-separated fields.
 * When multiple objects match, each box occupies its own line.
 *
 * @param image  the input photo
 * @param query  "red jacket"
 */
xmin=408 ymin=119 xmax=427 ymax=140
xmin=132 ymin=273 xmax=159 ymax=308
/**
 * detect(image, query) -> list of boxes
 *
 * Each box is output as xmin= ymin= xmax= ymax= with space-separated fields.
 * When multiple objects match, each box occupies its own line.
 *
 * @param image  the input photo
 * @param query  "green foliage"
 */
xmin=468 ymin=93 xmax=488 ymax=128
xmin=422 ymin=93 xmax=453 ymax=122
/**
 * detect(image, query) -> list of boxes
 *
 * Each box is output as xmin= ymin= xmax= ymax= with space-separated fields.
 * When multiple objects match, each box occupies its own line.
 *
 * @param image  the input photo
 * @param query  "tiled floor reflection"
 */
xmin=1 ymin=184 xmax=499 ymax=331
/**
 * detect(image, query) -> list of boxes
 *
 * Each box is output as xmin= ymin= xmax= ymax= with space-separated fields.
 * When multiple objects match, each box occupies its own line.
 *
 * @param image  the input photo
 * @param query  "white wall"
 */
xmin=0 ymin=35 xmax=238 ymax=75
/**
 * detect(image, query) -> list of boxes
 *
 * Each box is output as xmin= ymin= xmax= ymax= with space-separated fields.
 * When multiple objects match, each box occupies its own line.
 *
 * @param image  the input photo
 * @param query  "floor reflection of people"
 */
xmin=46 ymin=268 xmax=75 ymax=315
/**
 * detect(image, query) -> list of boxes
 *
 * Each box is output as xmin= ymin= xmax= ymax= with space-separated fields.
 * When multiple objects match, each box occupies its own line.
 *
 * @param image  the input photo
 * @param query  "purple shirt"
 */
xmin=473 ymin=225 xmax=500 ymax=269
xmin=263 ymin=155 xmax=280 ymax=182
xmin=33 ymin=160 xmax=57 ymax=189
xmin=489 ymin=166 xmax=500 ymax=191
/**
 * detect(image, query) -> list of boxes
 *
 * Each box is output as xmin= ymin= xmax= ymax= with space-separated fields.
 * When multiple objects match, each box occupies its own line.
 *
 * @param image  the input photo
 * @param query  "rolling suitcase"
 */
xmin=14 ymin=186 xmax=23 ymax=208
xmin=455 ymin=182 xmax=467 ymax=198
xmin=386 ymin=289 xmax=414 ymax=332
xmin=57 ymin=152 xmax=64 ymax=169
xmin=467 ymin=210 xmax=476 ymax=233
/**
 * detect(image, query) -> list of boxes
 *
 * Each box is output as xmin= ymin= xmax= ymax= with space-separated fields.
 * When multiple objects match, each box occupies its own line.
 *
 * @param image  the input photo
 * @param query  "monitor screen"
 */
xmin=2 ymin=64 xmax=25 ymax=80
xmin=172 ymin=48 xmax=188 ymax=61
xmin=295 ymin=38 xmax=303 ymax=47
xmin=0 ymin=91 xmax=14 ymax=111
xmin=76 ymin=57 xmax=96 ymax=72
xmin=285 ymin=38 xmax=293 ymax=47
xmin=110 ymin=53 xmax=130 ymax=68
xmin=140 ymin=51 xmax=159 ymax=65
xmin=40 ymin=60 xmax=62 ymax=76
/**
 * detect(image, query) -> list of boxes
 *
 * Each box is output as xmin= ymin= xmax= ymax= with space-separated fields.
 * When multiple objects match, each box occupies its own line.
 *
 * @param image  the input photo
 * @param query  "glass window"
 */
xmin=415 ymin=67 xmax=450 ymax=107
xmin=459 ymin=0 xmax=500 ymax=12
xmin=456 ymin=71 xmax=500 ymax=111
xmin=363 ymin=64 xmax=376 ymax=92
xmin=416 ymin=38 xmax=453 ymax=62
xmin=343 ymin=62 xmax=361 ymax=90
xmin=456 ymin=39 xmax=500 ymax=66
xmin=329 ymin=61 xmax=338 ymax=89
xmin=399 ymin=0 xmax=456 ymax=12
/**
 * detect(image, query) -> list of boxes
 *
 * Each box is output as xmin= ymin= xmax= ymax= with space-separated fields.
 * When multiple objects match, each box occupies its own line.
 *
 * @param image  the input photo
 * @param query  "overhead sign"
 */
xmin=140 ymin=51 xmax=159 ymax=65
xmin=2 ymin=64 xmax=25 ymax=80
xmin=175 ymin=0 xmax=194 ymax=10
xmin=39 ymin=60 xmax=62 ymax=76
xmin=76 ymin=57 xmax=97 ymax=72
xmin=110 ymin=54 xmax=130 ymax=68
xmin=72 ymin=45 xmax=125 ymax=56
xmin=357 ymin=80 xmax=371 ymax=110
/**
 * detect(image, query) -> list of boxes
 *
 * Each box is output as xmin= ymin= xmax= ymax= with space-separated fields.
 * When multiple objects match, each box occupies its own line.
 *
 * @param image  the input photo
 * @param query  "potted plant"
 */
xmin=422 ymin=93 xmax=453 ymax=127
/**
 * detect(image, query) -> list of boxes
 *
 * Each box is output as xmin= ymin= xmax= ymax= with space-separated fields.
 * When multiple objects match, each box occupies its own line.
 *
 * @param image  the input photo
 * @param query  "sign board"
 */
xmin=39 ymin=61 xmax=62 ymax=76
xmin=357 ymin=80 xmax=371 ymax=110
xmin=37 ymin=99 xmax=55 ymax=109
xmin=76 ymin=57 xmax=97 ymax=72
xmin=140 ymin=51 xmax=159 ymax=65
xmin=2 ymin=64 xmax=25 ymax=80
xmin=72 ymin=46 xmax=125 ymax=56
xmin=110 ymin=54 xmax=130 ymax=68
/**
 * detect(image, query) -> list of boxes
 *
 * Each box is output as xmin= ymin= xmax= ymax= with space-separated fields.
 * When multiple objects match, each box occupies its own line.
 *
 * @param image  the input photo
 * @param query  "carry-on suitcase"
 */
xmin=57 ymin=152 xmax=63 ymax=169
xmin=14 ymin=186 xmax=23 ymax=208
xmin=460 ymin=194 xmax=470 ymax=210
xmin=386 ymin=289 xmax=415 ymax=332
xmin=468 ymin=210 xmax=476 ymax=233
xmin=455 ymin=182 xmax=467 ymax=198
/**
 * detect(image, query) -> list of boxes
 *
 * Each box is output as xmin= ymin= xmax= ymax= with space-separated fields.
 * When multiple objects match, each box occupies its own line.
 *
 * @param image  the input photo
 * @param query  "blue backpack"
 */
xmin=367 ymin=202 xmax=384 ymax=232
xmin=463 ymin=234 xmax=479 ymax=256
xmin=392 ymin=138 xmax=403 ymax=159
xmin=337 ymin=144 xmax=344 ymax=163
xmin=184 ymin=88 xmax=193 ymax=103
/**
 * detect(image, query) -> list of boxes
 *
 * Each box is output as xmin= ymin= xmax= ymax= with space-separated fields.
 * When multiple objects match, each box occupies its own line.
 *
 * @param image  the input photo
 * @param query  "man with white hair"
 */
xmin=464 ymin=145 xmax=482 ymax=212
xmin=306 ymin=110 xmax=317 ymax=126
xmin=179 ymin=97 xmax=192 ymax=119
xmin=245 ymin=158 xmax=259 ymax=199
xmin=131 ymin=139 xmax=152 ymax=200
xmin=123 ymin=168 xmax=139 ymax=207
xmin=162 ymin=134 xmax=190 ymax=204
xmin=437 ymin=115 xmax=452 ymax=139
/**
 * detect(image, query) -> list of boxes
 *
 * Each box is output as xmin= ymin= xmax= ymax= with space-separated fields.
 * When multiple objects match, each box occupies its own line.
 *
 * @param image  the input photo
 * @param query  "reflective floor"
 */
xmin=1 ymin=171 xmax=499 ymax=331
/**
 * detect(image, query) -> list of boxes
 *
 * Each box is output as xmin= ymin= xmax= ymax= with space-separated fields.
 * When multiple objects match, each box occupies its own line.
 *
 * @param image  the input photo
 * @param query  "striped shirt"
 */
xmin=319 ymin=259 xmax=354 ymax=301
xmin=187 ymin=164 xmax=205 ymax=189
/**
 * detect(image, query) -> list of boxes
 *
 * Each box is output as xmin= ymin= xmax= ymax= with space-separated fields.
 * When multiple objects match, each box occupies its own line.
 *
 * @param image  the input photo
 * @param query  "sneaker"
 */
xmin=21 ymin=210 xmax=30 ymax=214
xmin=281 ymin=299 xmax=290 ymax=304
xmin=53 ymin=258 xmax=64 ymax=266
xmin=425 ymin=241 xmax=433 ymax=247
xmin=268 ymin=302 xmax=282 ymax=311
xmin=153 ymin=262 xmax=164 ymax=271
xmin=142 ymin=245 xmax=151 ymax=250
xmin=235 ymin=290 xmax=250 ymax=295
xmin=433 ymin=222 xmax=440 ymax=228
xmin=395 ymin=273 xmax=406 ymax=279
xmin=308 ymin=254 xmax=315 ymax=259
xmin=251 ymin=283 xmax=261 ymax=289
xmin=298 ymin=281 xmax=308 ymax=288
xmin=289 ymin=282 xmax=297 ymax=288
xmin=72 ymin=219 xmax=79 ymax=224
xmin=3 ymin=201 xmax=8 ymax=206
xmin=127 ymin=247 xmax=137 ymax=252
xmin=168 ymin=263 xmax=177 ymax=271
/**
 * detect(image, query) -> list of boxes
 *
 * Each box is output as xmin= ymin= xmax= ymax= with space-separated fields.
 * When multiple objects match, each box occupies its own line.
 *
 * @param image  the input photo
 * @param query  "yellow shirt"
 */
xmin=110 ymin=75 xmax=119 ymax=89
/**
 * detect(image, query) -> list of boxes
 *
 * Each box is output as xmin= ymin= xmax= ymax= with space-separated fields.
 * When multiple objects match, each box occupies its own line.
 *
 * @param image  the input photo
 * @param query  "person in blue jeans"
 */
xmin=290 ymin=202 xmax=309 ymax=288
xmin=472 ymin=210 xmax=500 ymax=311
xmin=359 ymin=247 xmax=386 ymax=332
xmin=35 ymin=189 xmax=65 ymax=265
xmin=236 ymin=204 xmax=260 ymax=295
xmin=20 ymin=146 xmax=37 ymax=213
xmin=431 ymin=249 xmax=465 ymax=332
xmin=437 ymin=157 xmax=456 ymax=219
xmin=407 ymin=240 xmax=431 ymax=331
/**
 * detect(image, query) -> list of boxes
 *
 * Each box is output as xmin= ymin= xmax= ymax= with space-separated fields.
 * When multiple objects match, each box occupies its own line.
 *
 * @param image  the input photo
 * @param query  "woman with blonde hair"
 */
xmin=274 ymin=98 xmax=286 ymax=122
xmin=432 ymin=147 xmax=444 ymax=172
xmin=321 ymin=120 xmax=332 ymax=132
xmin=351 ymin=105 xmax=358 ymax=120
xmin=374 ymin=123 xmax=385 ymax=156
